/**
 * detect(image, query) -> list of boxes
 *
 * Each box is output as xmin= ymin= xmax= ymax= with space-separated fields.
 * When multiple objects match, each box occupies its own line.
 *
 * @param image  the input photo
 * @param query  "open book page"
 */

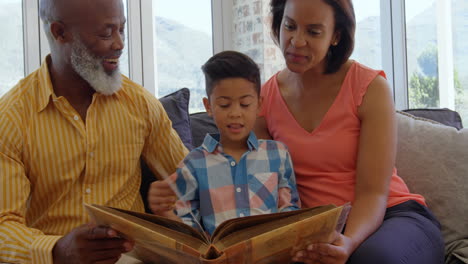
xmin=110 ymin=206 xmax=208 ymax=242
xmin=210 ymin=205 xmax=348 ymax=263
xmin=211 ymin=205 xmax=337 ymax=250
xmin=85 ymin=204 xmax=209 ymax=262
xmin=85 ymin=204 xmax=350 ymax=264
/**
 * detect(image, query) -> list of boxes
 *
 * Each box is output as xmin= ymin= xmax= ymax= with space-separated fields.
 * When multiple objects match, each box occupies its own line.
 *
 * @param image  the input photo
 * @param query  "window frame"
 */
xmin=15 ymin=0 xmax=458 ymax=111
xmin=380 ymin=0 xmax=409 ymax=110
xmin=212 ymin=0 xmax=233 ymax=53
xmin=23 ymin=0 xmax=41 ymax=76
xmin=380 ymin=0 xmax=456 ymax=110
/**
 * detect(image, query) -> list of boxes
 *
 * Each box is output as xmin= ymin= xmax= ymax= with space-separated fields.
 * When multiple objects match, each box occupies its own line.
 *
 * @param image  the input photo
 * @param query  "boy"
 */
xmin=149 ymin=51 xmax=300 ymax=236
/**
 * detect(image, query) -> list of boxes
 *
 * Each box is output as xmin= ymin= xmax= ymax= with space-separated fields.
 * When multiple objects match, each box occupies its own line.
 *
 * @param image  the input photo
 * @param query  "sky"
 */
xmin=152 ymin=0 xmax=436 ymax=34
xmin=153 ymin=0 xmax=213 ymax=35
xmin=353 ymin=0 xmax=435 ymax=23
xmin=2 ymin=0 xmax=435 ymax=34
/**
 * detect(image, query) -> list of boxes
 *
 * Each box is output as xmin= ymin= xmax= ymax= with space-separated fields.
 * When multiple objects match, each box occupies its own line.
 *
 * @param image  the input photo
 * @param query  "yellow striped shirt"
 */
xmin=0 ymin=57 xmax=188 ymax=263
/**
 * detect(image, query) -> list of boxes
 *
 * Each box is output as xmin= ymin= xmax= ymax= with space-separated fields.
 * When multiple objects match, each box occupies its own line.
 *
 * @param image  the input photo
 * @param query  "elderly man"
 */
xmin=0 ymin=0 xmax=188 ymax=263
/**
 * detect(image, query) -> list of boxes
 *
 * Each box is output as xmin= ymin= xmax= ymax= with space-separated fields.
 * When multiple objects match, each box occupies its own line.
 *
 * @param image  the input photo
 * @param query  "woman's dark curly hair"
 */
xmin=270 ymin=0 xmax=356 ymax=74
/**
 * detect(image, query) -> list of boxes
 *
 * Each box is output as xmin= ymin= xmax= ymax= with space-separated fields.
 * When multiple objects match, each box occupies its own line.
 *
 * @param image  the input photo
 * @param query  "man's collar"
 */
xmin=35 ymin=55 xmax=125 ymax=113
xmin=36 ymin=55 xmax=55 ymax=113
xmin=201 ymin=131 xmax=259 ymax=153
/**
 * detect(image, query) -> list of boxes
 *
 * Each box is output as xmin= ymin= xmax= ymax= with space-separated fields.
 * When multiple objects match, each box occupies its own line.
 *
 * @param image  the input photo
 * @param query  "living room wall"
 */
xmin=231 ymin=0 xmax=285 ymax=82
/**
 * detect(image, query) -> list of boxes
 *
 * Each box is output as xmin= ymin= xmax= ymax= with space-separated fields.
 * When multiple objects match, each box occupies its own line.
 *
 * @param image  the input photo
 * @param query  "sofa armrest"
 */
xmin=395 ymin=111 xmax=468 ymax=263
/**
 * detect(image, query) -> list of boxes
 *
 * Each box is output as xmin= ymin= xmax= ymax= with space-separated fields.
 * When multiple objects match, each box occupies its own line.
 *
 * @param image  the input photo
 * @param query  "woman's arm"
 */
xmin=293 ymin=75 xmax=396 ymax=264
xmin=344 ymin=74 xmax=396 ymax=252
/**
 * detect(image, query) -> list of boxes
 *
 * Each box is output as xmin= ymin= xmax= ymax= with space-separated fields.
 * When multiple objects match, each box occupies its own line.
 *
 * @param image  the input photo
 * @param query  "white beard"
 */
xmin=70 ymin=38 xmax=122 ymax=95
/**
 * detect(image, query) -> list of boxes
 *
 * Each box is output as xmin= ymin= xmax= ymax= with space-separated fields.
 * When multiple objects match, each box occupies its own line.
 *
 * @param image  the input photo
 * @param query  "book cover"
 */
xmin=85 ymin=203 xmax=350 ymax=264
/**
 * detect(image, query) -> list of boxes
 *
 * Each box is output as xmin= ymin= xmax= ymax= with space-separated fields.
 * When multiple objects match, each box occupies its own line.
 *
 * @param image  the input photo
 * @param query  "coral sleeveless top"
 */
xmin=260 ymin=62 xmax=425 ymax=208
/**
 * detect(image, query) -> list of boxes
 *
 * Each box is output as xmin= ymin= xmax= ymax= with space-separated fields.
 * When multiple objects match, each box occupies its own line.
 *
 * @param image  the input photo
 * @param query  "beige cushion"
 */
xmin=395 ymin=112 xmax=468 ymax=264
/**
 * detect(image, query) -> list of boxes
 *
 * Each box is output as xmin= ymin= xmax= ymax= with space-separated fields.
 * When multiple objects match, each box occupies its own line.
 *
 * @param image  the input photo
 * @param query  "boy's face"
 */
xmin=203 ymin=78 xmax=261 ymax=147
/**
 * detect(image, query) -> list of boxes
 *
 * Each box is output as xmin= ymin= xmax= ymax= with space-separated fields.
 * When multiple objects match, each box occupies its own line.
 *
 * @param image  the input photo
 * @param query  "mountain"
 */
xmin=0 ymin=2 xmax=24 ymax=95
xmin=154 ymin=17 xmax=212 ymax=112
xmin=353 ymin=16 xmax=381 ymax=69
xmin=355 ymin=0 xmax=468 ymax=84
xmin=451 ymin=0 xmax=468 ymax=85
xmin=156 ymin=3 xmax=468 ymax=114
xmin=1 ymin=2 xmax=467 ymax=116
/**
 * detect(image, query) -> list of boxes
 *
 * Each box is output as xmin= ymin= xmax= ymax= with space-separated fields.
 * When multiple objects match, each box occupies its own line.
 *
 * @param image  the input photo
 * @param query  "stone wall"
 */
xmin=232 ymin=0 xmax=284 ymax=82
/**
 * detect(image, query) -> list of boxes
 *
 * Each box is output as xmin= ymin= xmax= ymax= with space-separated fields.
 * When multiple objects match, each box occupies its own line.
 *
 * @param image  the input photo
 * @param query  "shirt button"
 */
xmin=85 ymin=188 xmax=91 ymax=194
xmin=230 ymin=161 xmax=236 ymax=166
xmin=236 ymin=187 xmax=242 ymax=193
xmin=239 ymin=213 xmax=244 ymax=217
xmin=73 ymin=115 xmax=79 ymax=121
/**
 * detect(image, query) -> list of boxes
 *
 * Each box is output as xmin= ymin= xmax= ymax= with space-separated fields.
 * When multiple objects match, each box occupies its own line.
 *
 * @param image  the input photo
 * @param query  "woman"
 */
xmin=255 ymin=0 xmax=444 ymax=263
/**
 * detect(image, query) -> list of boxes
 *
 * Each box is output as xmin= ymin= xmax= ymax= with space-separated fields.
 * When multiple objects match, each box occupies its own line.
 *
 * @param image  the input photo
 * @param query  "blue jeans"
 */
xmin=347 ymin=200 xmax=445 ymax=264
xmin=295 ymin=200 xmax=444 ymax=264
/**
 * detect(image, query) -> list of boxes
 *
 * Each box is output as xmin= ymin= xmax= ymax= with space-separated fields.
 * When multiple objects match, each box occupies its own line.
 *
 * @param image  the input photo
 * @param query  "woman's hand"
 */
xmin=292 ymin=233 xmax=354 ymax=264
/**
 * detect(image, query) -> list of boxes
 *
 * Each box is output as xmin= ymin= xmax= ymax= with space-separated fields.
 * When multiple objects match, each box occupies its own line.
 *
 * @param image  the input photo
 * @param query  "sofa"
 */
xmin=142 ymin=88 xmax=467 ymax=264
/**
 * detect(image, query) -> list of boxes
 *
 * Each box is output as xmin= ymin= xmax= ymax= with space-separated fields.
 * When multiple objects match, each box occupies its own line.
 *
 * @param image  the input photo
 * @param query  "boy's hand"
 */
xmin=148 ymin=179 xmax=177 ymax=216
xmin=53 ymin=224 xmax=133 ymax=264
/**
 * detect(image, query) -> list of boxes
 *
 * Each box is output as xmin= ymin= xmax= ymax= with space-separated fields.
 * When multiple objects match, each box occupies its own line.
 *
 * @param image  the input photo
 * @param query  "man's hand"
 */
xmin=53 ymin=224 xmax=133 ymax=264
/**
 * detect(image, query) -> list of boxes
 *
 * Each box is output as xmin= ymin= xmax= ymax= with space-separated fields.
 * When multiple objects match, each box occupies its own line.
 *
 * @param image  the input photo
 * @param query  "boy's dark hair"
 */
xmin=270 ymin=0 xmax=356 ymax=74
xmin=201 ymin=50 xmax=261 ymax=98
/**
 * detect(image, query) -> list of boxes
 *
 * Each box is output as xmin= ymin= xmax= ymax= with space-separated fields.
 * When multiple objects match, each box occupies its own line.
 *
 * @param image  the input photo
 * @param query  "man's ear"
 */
xmin=50 ymin=21 xmax=70 ymax=43
xmin=203 ymin=97 xmax=212 ymax=117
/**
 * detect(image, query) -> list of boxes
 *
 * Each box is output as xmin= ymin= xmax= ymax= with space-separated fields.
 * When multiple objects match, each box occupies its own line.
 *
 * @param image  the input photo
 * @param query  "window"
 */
xmin=2 ymin=0 xmax=466 ymax=124
xmin=0 ymin=0 xmax=24 ymax=97
xmin=351 ymin=0 xmax=382 ymax=70
xmin=153 ymin=0 xmax=213 ymax=112
xmin=405 ymin=0 xmax=468 ymax=125
xmin=120 ymin=0 xmax=130 ymax=77
xmin=452 ymin=0 xmax=468 ymax=124
xmin=0 ymin=1 xmax=130 ymax=98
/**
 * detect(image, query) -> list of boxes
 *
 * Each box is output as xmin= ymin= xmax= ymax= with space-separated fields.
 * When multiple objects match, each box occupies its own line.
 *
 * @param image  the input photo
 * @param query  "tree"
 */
xmin=418 ymin=45 xmax=438 ymax=77
xmin=409 ymin=46 xmax=464 ymax=109
xmin=409 ymin=71 xmax=439 ymax=108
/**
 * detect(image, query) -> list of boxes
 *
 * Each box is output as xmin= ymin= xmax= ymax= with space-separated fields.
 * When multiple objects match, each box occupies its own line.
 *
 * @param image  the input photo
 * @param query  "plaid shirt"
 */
xmin=174 ymin=132 xmax=300 ymax=235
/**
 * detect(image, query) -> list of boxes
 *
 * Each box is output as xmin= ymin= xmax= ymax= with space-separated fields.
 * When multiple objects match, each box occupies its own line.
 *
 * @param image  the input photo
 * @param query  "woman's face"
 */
xmin=279 ymin=0 xmax=339 ymax=74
